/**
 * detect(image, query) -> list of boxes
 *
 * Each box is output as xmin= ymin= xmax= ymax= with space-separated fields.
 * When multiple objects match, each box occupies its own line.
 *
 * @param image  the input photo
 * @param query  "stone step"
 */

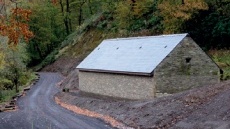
xmin=23 ymin=87 xmax=30 ymax=91
xmin=5 ymin=105 xmax=15 ymax=108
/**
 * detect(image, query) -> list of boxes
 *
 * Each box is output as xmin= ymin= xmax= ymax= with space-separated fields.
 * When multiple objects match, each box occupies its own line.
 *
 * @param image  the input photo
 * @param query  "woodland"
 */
xmin=0 ymin=0 xmax=229 ymax=102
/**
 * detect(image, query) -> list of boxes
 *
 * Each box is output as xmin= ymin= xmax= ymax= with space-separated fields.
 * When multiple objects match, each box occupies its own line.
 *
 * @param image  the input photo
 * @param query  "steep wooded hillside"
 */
xmin=39 ymin=1 xmax=230 ymax=129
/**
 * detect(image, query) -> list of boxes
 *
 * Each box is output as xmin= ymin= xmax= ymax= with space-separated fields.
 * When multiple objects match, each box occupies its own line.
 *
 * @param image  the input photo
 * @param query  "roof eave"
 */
xmin=77 ymin=68 xmax=153 ymax=77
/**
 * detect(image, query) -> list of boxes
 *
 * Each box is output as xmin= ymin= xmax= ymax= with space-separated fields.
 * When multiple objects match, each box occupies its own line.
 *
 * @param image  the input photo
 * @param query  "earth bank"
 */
xmin=43 ymin=57 xmax=230 ymax=129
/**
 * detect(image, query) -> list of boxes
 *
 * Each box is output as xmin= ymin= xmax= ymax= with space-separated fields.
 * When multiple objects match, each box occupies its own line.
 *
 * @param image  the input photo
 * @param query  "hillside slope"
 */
xmin=41 ymin=29 xmax=107 ymax=88
xmin=41 ymin=27 xmax=230 ymax=129
xmin=56 ymin=80 xmax=230 ymax=129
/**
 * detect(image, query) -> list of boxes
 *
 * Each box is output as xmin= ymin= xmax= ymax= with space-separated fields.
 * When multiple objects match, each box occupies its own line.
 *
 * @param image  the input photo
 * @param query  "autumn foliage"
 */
xmin=51 ymin=0 xmax=58 ymax=5
xmin=158 ymin=0 xmax=208 ymax=34
xmin=0 ymin=7 xmax=34 ymax=46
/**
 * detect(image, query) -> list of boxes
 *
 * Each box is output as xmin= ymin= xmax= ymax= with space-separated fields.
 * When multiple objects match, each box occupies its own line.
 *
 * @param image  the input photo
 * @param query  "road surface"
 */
xmin=0 ymin=72 xmax=113 ymax=129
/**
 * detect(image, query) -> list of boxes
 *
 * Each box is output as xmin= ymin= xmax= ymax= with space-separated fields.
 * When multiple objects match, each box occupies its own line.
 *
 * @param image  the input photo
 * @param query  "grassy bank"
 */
xmin=0 ymin=72 xmax=37 ymax=103
xmin=208 ymin=50 xmax=230 ymax=80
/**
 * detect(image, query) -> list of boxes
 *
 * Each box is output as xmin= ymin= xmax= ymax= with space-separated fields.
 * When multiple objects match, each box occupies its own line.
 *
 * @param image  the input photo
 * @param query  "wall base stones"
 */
xmin=78 ymin=71 xmax=155 ymax=100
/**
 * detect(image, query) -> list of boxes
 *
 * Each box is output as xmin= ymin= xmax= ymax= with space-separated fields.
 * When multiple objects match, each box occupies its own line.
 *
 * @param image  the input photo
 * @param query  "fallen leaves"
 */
xmin=55 ymin=97 xmax=133 ymax=129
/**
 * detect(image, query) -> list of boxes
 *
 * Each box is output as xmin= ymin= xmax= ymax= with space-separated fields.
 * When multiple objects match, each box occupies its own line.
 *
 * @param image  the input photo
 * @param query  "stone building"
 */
xmin=76 ymin=33 xmax=221 ymax=99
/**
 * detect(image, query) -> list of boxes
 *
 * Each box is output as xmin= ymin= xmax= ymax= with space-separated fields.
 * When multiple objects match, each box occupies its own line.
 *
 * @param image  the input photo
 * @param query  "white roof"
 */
xmin=77 ymin=33 xmax=188 ymax=75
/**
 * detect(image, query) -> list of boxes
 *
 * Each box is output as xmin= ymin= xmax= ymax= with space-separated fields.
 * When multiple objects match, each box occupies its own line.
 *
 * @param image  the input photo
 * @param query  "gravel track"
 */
xmin=0 ymin=72 xmax=113 ymax=129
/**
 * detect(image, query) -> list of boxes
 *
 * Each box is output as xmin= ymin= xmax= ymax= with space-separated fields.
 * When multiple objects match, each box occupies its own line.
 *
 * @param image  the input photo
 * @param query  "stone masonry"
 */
xmin=154 ymin=37 xmax=220 ymax=93
xmin=77 ymin=34 xmax=221 ymax=99
xmin=78 ymin=71 xmax=155 ymax=99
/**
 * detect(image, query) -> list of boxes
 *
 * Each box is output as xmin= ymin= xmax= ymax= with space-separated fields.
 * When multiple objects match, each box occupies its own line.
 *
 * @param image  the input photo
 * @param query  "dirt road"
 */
xmin=0 ymin=72 xmax=113 ymax=129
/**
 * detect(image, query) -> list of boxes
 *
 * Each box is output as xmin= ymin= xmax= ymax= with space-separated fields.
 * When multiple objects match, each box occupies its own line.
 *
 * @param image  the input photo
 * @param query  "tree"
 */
xmin=5 ymin=47 xmax=26 ymax=92
xmin=0 ymin=3 xmax=33 ymax=46
xmin=0 ymin=44 xmax=5 ymax=69
xmin=0 ymin=1 xmax=33 ymax=93
xmin=114 ymin=0 xmax=154 ymax=30
xmin=158 ymin=0 xmax=208 ymax=33
xmin=183 ymin=0 xmax=230 ymax=49
xmin=0 ymin=38 xmax=28 ymax=93
xmin=59 ymin=0 xmax=72 ymax=34
xmin=27 ymin=1 xmax=65 ymax=66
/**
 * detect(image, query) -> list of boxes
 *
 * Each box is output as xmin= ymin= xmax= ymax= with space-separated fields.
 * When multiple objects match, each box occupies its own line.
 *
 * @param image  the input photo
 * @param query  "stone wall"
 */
xmin=154 ymin=36 xmax=220 ymax=93
xmin=78 ymin=71 xmax=155 ymax=99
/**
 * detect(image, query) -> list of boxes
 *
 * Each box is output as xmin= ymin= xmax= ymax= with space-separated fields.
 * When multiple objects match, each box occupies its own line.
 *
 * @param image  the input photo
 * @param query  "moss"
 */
xmin=212 ymin=71 xmax=218 ymax=75
xmin=180 ymin=63 xmax=191 ymax=75
xmin=208 ymin=50 xmax=230 ymax=80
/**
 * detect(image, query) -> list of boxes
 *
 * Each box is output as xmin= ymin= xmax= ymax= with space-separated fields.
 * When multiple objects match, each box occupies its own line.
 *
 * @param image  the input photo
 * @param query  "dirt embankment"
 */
xmin=56 ymin=80 xmax=230 ymax=129
xmin=41 ymin=56 xmax=80 ymax=90
xmin=42 ymin=55 xmax=230 ymax=129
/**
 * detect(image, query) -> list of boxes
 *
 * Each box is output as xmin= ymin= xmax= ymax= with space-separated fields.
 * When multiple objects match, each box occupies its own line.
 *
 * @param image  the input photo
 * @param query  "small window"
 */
xmin=164 ymin=45 xmax=167 ymax=48
xmin=185 ymin=57 xmax=191 ymax=63
xmin=139 ymin=46 xmax=142 ymax=49
xmin=116 ymin=47 xmax=119 ymax=50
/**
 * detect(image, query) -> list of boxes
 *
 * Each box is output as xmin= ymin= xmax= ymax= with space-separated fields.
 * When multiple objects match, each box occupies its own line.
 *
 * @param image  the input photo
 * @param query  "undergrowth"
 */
xmin=208 ymin=50 xmax=230 ymax=80
xmin=0 ymin=71 xmax=37 ymax=103
xmin=33 ymin=13 xmax=103 ymax=71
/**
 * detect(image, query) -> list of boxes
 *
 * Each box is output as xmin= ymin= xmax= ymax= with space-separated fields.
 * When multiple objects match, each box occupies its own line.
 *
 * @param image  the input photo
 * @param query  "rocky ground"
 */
xmin=43 ymin=57 xmax=230 ymax=129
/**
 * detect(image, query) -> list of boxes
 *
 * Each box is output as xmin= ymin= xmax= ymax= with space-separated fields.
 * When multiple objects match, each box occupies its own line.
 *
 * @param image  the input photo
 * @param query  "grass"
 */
xmin=0 ymin=90 xmax=16 ymax=103
xmin=208 ymin=49 xmax=230 ymax=80
xmin=0 ymin=72 xmax=37 ymax=103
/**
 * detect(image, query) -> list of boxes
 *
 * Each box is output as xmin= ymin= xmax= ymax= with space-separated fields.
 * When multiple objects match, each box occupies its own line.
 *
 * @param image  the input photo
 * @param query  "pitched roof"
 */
xmin=77 ymin=33 xmax=188 ymax=76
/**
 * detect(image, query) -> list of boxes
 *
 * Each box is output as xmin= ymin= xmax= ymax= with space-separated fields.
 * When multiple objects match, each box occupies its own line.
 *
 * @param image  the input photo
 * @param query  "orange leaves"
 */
xmin=158 ymin=0 xmax=208 ymax=20
xmin=11 ymin=8 xmax=32 ymax=21
xmin=158 ymin=0 xmax=208 ymax=34
xmin=51 ymin=0 xmax=58 ymax=5
xmin=0 ymin=7 xmax=33 ymax=46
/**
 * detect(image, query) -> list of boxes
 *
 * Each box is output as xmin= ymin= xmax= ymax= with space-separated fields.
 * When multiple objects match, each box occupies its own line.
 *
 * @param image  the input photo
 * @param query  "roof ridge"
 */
xmin=104 ymin=33 xmax=188 ymax=41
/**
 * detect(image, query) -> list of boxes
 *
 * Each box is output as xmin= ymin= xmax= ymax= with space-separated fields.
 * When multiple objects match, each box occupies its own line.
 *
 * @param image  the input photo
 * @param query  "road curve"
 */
xmin=0 ymin=72 xmax=113 ymax=129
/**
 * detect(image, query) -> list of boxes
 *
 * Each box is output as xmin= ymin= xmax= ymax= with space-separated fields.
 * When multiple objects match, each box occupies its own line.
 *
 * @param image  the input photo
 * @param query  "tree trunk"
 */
xmin=69 ymin=18 xmax=72 ymax=32
xmin=59 ymin=0 xmax=70 ymax=34
xmin=88 ymin=0 xmax=93 ymax=15
xmin=14 ymin=79 xmax=19 ymax=93
xmin=13 ymin=66 xmax=19 ymax=93
xmin=66 ymin=0 xmax=72 ymax=33
xmin=79 ymin=5 xmax=82 ymax=26
xmin=34 ymin=43 xmax=43 ymax=60
xmin=59 ymin=0 xmax=64 ymax=13
xmin=130 ymin=0 xmax=136 ymax=11
xmin=78 ymin=1 xmax=86 ymax=26
xmin=182 ymin=0 xmax=184 ymax=4
xmin=64 ymin=17 xmax=70 ymax=34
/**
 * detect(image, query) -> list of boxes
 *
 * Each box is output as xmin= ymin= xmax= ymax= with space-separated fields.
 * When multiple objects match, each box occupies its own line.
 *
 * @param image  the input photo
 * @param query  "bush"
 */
xmin=209 ymin=50 xmax=230 ymax=80
xmin=0 ymin=79 xmax=14 ymax=90
xmin=0 ymin=90 xmax=16 ymax=103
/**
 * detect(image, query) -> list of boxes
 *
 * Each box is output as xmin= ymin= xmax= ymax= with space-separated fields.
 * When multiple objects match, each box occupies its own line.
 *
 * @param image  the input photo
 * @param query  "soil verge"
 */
xmin=56 ymin=81 xmax=230 ymax=129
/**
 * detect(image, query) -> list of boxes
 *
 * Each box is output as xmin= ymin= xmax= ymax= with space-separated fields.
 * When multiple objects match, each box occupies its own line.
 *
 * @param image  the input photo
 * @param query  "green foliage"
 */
xmin=33 ymin=49 xmax=58 ymax=71
xmin=61 ymin=13 xmax=103 ymax=48
xmin=209 ymin=50 xmax=230 ymax=80
xmin=0 ymin=52 xmax=5 ymax=70
xmin=0 ymin=90 xmax=16 ymax=103
xmin=158 ymin=0 xmax=208 ymax=33
xmin=19 ymin=70 xmax=35 ymax=86
xmin=0 ymin=79 xmax=13 ymax=90
xmin=114 ymin=0 xmax=158 ymax=31
xmin=26 ymin=2 xmax=66 ymax=66
xmin=0 ymin=39 xmax=29 ymax=92
xmin=4 ymin=0 xmax=227 ymax=72
xmin=184 ymin=1 xmax=230 ymax=49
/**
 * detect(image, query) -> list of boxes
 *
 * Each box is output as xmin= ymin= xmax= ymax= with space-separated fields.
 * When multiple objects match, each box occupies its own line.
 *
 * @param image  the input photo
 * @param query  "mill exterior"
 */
xmin=76 ymin=33 xmax=221 ymax=99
